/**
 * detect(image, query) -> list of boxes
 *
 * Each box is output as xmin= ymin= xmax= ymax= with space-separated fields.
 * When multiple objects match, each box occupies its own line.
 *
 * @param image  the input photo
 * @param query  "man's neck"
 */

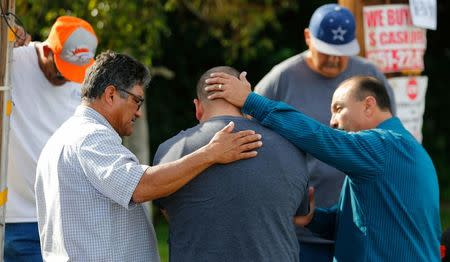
xmin=34 ymin=43 xmax=46 ymax=73
xmin=200 ymin=107 xmax=243 ymax=123
xmin=82 ymin=100 xmax=109 ymax=120
xmin=373 ymin=111 xmax=393 ymax=126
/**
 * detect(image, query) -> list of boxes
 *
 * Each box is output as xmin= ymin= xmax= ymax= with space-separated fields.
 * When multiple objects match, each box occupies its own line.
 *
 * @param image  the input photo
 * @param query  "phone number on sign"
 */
xmin=366 ymin=48 xmax=425 ymax=73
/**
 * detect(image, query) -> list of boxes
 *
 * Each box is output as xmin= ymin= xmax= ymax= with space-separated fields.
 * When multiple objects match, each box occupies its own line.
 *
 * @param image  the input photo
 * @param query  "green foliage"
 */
xmin=16 ymin=0 xmax=169 ymax=66
xmin=154 ymin=219 xmax=169 ymax=261
xmin=164 ymin=0 xmax=298 ymax=63
xmin=442 ymin=205 xmax=450 ymax=231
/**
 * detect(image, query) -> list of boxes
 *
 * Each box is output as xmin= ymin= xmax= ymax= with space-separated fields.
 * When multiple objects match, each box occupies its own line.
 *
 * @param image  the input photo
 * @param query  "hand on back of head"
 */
xmin=204 ymin=71 xmax=252 ymax=108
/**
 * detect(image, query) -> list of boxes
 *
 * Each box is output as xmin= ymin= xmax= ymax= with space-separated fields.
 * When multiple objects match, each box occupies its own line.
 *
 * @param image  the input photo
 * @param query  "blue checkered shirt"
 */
xmin=35 ymin=105 xmax=160 ymax=261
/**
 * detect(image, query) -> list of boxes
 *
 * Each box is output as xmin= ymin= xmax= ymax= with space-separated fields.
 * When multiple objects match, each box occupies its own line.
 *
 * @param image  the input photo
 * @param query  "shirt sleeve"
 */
xmin=77 ymin=128 xmax=148 ymax=208
xmin=242 ymin=93 xmax=387 ymax=181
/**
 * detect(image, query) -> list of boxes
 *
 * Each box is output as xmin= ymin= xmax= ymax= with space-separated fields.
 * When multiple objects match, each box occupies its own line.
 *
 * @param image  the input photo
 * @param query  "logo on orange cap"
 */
xmin=47 ymin=16 xmax=98 ymax=83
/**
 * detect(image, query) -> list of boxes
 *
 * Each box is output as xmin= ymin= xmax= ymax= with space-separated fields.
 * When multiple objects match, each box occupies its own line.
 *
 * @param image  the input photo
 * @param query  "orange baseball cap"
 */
xmin=46 ymin=16 xmax=98 ymax=83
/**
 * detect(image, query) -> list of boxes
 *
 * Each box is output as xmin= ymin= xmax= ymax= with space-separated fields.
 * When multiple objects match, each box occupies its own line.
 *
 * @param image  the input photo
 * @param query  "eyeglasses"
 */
xmin=118 ymin=88 xmax=145 ymax=110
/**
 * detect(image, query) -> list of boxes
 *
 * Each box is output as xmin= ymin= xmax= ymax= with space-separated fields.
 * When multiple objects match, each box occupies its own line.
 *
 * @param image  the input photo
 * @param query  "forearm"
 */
xmin=132 ymin=144 xmax=214 ymax=202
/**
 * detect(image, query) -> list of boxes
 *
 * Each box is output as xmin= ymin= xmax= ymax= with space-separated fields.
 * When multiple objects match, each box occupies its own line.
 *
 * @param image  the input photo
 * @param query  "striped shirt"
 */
xmin=243 ymin=93 xmax=441 ymax=261
xmin=35 ymin=105 xmax=159 ymax=262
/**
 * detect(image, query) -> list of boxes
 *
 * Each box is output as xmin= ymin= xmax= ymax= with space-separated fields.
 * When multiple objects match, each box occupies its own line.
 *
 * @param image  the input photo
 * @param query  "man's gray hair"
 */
xmin=81 ymin=50 xmax=151 ymax=101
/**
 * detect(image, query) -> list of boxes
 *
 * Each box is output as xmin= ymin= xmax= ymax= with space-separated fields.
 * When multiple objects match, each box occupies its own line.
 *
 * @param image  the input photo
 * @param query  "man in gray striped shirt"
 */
xmin=35 ymin=51 xmax=262 ymax=261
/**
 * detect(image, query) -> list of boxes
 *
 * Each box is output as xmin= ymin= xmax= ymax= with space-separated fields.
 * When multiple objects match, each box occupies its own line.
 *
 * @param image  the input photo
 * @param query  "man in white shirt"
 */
xmin=5 ymin=16 xmax=97 ymax=261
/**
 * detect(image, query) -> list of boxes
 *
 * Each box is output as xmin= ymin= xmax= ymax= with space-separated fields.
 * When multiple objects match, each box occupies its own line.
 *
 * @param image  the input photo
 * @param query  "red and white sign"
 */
xmin=363 ymin=4 xmax=427 ymax=73
xmin=388 ymin=76 xmax=428 ymax=142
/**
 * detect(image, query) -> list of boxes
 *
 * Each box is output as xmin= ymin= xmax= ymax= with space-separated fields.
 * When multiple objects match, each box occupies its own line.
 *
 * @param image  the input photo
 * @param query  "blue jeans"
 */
xmin=4 ymin=222 xmax=43 ymax=262
xmin=299 ymin=241 xmax=334 ymax=262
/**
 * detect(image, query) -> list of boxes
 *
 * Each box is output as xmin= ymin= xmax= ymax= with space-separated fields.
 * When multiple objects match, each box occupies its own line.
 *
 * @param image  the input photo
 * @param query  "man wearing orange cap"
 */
xmin=5 ymin=16 xmax=97 ymax=261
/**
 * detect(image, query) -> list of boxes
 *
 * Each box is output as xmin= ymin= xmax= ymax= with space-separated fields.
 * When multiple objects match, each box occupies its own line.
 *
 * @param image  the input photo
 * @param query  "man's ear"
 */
xmin=103 ymin=85 xmax=117 ymax=106
xmin=193 ymin=98 xmax=203 ymax=122
xmin=42 ymin=45 xmax=52 ymax=57
xmin=304 ymin=28 xmax=311 ymax=47
xmin=364 ymin=96 xmax=377 ymax=117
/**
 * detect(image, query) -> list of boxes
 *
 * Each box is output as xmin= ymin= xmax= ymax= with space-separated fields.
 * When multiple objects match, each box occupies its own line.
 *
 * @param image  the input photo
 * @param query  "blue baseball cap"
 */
xmin=308 ymin=4 xmax=360 ymax=56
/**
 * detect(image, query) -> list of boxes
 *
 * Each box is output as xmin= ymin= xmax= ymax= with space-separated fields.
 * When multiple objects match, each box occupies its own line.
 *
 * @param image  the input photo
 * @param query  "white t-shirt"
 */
xmin=6 ymin=43 xmax=82 ymax=223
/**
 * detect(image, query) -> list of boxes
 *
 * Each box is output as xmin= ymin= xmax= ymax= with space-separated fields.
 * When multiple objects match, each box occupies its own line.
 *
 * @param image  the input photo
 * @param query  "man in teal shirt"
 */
xmin=204 ymin=73 xmax=441 ymax=261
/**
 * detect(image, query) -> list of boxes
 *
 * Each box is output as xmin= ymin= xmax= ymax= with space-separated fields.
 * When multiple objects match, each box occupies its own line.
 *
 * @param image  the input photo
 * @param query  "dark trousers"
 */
xmin=299 ymin=241 xmax=335 ymax=262
xmin=4 ymin=222 xmax=43 ymax=262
